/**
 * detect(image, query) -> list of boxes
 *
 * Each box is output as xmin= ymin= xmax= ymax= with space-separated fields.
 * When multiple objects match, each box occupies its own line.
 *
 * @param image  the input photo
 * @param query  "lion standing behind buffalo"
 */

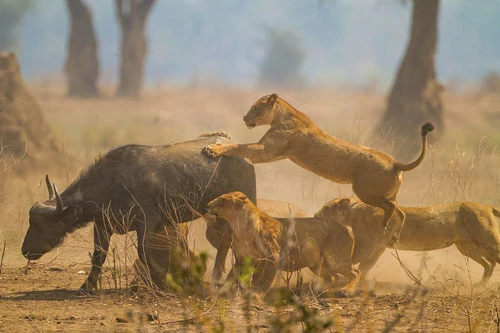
xmin=207 ymin=191 xmax=359 ymax=294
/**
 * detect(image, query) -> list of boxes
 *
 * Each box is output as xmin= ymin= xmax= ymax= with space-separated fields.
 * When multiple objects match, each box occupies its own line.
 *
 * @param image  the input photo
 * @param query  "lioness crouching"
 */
xmin=206 ymin=191 xmax=359 ymax=293
xmin=315 ymin=197 xmax=500 ymax=286
xmin=203 ymin=93 xmax=434 ymax=245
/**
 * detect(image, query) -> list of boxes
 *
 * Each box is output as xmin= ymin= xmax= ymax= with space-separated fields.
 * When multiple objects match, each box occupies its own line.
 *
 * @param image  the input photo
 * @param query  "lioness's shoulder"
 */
xmin=259 ymin=212 xmax=282 ymax=234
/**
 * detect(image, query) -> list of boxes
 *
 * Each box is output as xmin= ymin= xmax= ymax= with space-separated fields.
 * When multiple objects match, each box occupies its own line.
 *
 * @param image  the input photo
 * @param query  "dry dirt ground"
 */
xmin=2 ymin=87 xmax=500 ymax=331
xmin=2 ymin=258 xmax=500 ymax=332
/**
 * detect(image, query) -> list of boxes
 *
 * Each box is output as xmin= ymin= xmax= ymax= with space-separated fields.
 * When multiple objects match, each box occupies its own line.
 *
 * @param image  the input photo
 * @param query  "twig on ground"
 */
xmin=391 ymin=248 xmax=425 ymax=287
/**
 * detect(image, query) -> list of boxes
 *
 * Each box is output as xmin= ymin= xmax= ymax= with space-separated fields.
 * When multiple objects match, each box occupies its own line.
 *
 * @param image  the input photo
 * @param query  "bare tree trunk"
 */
xmin=374 ymin=0 xmax=443 ymax=159
xmin=115 ymin=0 xmax=156 ymax=97
xmin=64 ymin=0 xmax=100 ymax=98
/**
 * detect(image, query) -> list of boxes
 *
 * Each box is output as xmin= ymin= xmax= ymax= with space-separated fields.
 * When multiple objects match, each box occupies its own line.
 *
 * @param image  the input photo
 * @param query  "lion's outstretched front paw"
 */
xmin=202 ymin=144 xmax=223 ymax=158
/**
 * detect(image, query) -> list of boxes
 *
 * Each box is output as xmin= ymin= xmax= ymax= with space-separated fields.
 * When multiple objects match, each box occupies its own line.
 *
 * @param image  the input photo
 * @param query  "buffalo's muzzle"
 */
xmin=22 ymin=250 xmax=42 ymax=260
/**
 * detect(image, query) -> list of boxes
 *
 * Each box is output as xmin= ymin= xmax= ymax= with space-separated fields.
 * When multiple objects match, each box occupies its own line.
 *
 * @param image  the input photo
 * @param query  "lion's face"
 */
xmin=207 ymin=191 xmax=249 ymax=219
xmin=207 ymin=191 xmax=260 ymax=235
xmin=243 ymin=93 xmax=278 ymax=128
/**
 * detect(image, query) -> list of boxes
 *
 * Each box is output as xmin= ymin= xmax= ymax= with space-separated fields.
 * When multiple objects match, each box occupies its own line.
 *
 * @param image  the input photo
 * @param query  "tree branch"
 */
xmin=140 ymin=0 xmax=156 ymax=13
xmin=115 ymin=0 xmax=129 ymax=31
xmin=139 ymin=0 xmax=156 ymax=19
xmin=65 ymin=0 xmax=86 ymax=18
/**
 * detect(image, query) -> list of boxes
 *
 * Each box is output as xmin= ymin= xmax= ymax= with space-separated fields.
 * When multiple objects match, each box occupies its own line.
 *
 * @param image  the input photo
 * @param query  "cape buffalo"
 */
xmin=21 ymin=133 xmax=256 ymax=292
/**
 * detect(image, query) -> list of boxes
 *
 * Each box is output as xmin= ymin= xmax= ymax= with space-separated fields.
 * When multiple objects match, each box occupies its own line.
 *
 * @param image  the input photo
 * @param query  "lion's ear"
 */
xmin=232 ymin=192 xmax=248 ymax=205
xmin=337 ymin=198 xmax=351 ymax=209
xmin=268 ymin=93 xmax=278 ymax=104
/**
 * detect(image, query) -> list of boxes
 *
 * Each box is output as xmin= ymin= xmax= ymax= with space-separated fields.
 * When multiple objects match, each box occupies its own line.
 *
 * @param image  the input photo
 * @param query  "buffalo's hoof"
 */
xmin=202 ymin=145 xmax=220 ymax=158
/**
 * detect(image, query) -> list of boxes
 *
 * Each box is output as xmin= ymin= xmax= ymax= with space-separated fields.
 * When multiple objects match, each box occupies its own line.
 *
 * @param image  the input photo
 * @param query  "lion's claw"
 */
xmin=202 ymin=144 xmax=220 ymax=158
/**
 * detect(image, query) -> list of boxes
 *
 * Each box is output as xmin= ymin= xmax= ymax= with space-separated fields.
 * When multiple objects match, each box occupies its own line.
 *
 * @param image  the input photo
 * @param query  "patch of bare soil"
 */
xmin=1 ymin=262 xmax=499 ymax=332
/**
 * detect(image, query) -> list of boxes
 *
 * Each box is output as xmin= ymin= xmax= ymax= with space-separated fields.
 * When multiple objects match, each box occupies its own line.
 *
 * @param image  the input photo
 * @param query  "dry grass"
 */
xmin=2 ymin=85 xmax=500 ymax=331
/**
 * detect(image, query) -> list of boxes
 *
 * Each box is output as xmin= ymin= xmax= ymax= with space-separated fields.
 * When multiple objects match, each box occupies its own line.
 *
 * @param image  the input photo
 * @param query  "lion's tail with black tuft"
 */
xmin=394 ymin=122 xmax=434 ymax=172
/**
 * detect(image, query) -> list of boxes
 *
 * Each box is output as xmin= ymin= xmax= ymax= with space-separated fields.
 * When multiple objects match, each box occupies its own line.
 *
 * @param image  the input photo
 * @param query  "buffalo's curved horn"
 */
xmin=54 ymin=184 xmax=63 ymax=214
xmin=45 ymin=175 xmax=54 ymax=200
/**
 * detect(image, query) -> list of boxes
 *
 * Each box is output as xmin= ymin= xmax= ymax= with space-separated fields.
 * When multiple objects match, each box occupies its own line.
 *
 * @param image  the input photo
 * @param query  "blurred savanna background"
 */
xmin=2 ymin=0 xmax=500 ymax=330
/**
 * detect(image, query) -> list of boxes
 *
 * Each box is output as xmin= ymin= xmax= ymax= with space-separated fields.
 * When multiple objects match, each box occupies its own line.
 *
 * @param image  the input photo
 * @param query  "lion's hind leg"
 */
xmin=455 ymin=241 xmax=496 ymax=287
xmin=318 ymin=248 xmax=360 ymax=293
xmin=314 ymin=265 xmax=360 ymax=296
xmin=353 ymin=193 xmax=405 ymax=246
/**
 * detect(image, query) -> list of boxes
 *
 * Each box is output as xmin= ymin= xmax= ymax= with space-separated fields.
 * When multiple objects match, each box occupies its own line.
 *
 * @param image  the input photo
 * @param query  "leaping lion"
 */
xmin=203 ymin=93 xmax=434 ymax=243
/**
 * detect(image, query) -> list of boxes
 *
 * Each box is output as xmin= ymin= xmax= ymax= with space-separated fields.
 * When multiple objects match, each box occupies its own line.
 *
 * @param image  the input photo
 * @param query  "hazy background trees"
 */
xmin=374 ymin=0 xmax=443 ymax=158
xmin=13 ymin=1 xmax=499 ymax=90
xmin=64 ymin=0 xmax=100 ymax=98
xmin=258 ymin=28 xmax=307 ymax=89
xmin=2 ymin=0 xmax=500 ymax=159
xmin=0 ymin=0 xmax=34 ymax=51
xmin=115 ymin=0 xmax=156 ymax=97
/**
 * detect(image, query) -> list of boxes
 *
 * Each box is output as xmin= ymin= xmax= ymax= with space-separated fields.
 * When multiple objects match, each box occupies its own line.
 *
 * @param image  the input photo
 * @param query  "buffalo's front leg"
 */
xmin=132 ymin=223 xmax=166 ymax=290
xmin=80 ymin=224 xmax=111 ymax=293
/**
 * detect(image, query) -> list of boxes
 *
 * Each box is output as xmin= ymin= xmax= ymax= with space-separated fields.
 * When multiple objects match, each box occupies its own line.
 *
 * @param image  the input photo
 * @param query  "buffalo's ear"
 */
xmin=268 ymin=93 xmax=278 ymax=105
xmin=61 ymin=206 xmax=82 ymax=224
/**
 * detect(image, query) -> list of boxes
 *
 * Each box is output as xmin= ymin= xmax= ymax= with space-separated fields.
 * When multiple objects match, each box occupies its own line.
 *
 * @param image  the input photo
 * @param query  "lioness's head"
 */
xmin=207 ymin=191 xmax=257 ymax=233
xmin=243 ymin=93 xmax=279 ymax=128
xmin=314 ymin=197 xmax=354 ymax=225
xmin=207 ymin=191 xmax=251 ymax=219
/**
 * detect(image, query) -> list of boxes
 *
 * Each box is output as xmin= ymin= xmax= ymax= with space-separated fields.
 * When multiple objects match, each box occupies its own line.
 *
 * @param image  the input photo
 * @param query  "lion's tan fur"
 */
xmin=207 ymin=192 xmax=359 ymax=292
xmin=204 ymin=198 xmax=307 ymax=280
xmin=315 ymin=197 xmax=500 ymax=286
xmin=204 ymin=93 xmax=433 ymax=243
